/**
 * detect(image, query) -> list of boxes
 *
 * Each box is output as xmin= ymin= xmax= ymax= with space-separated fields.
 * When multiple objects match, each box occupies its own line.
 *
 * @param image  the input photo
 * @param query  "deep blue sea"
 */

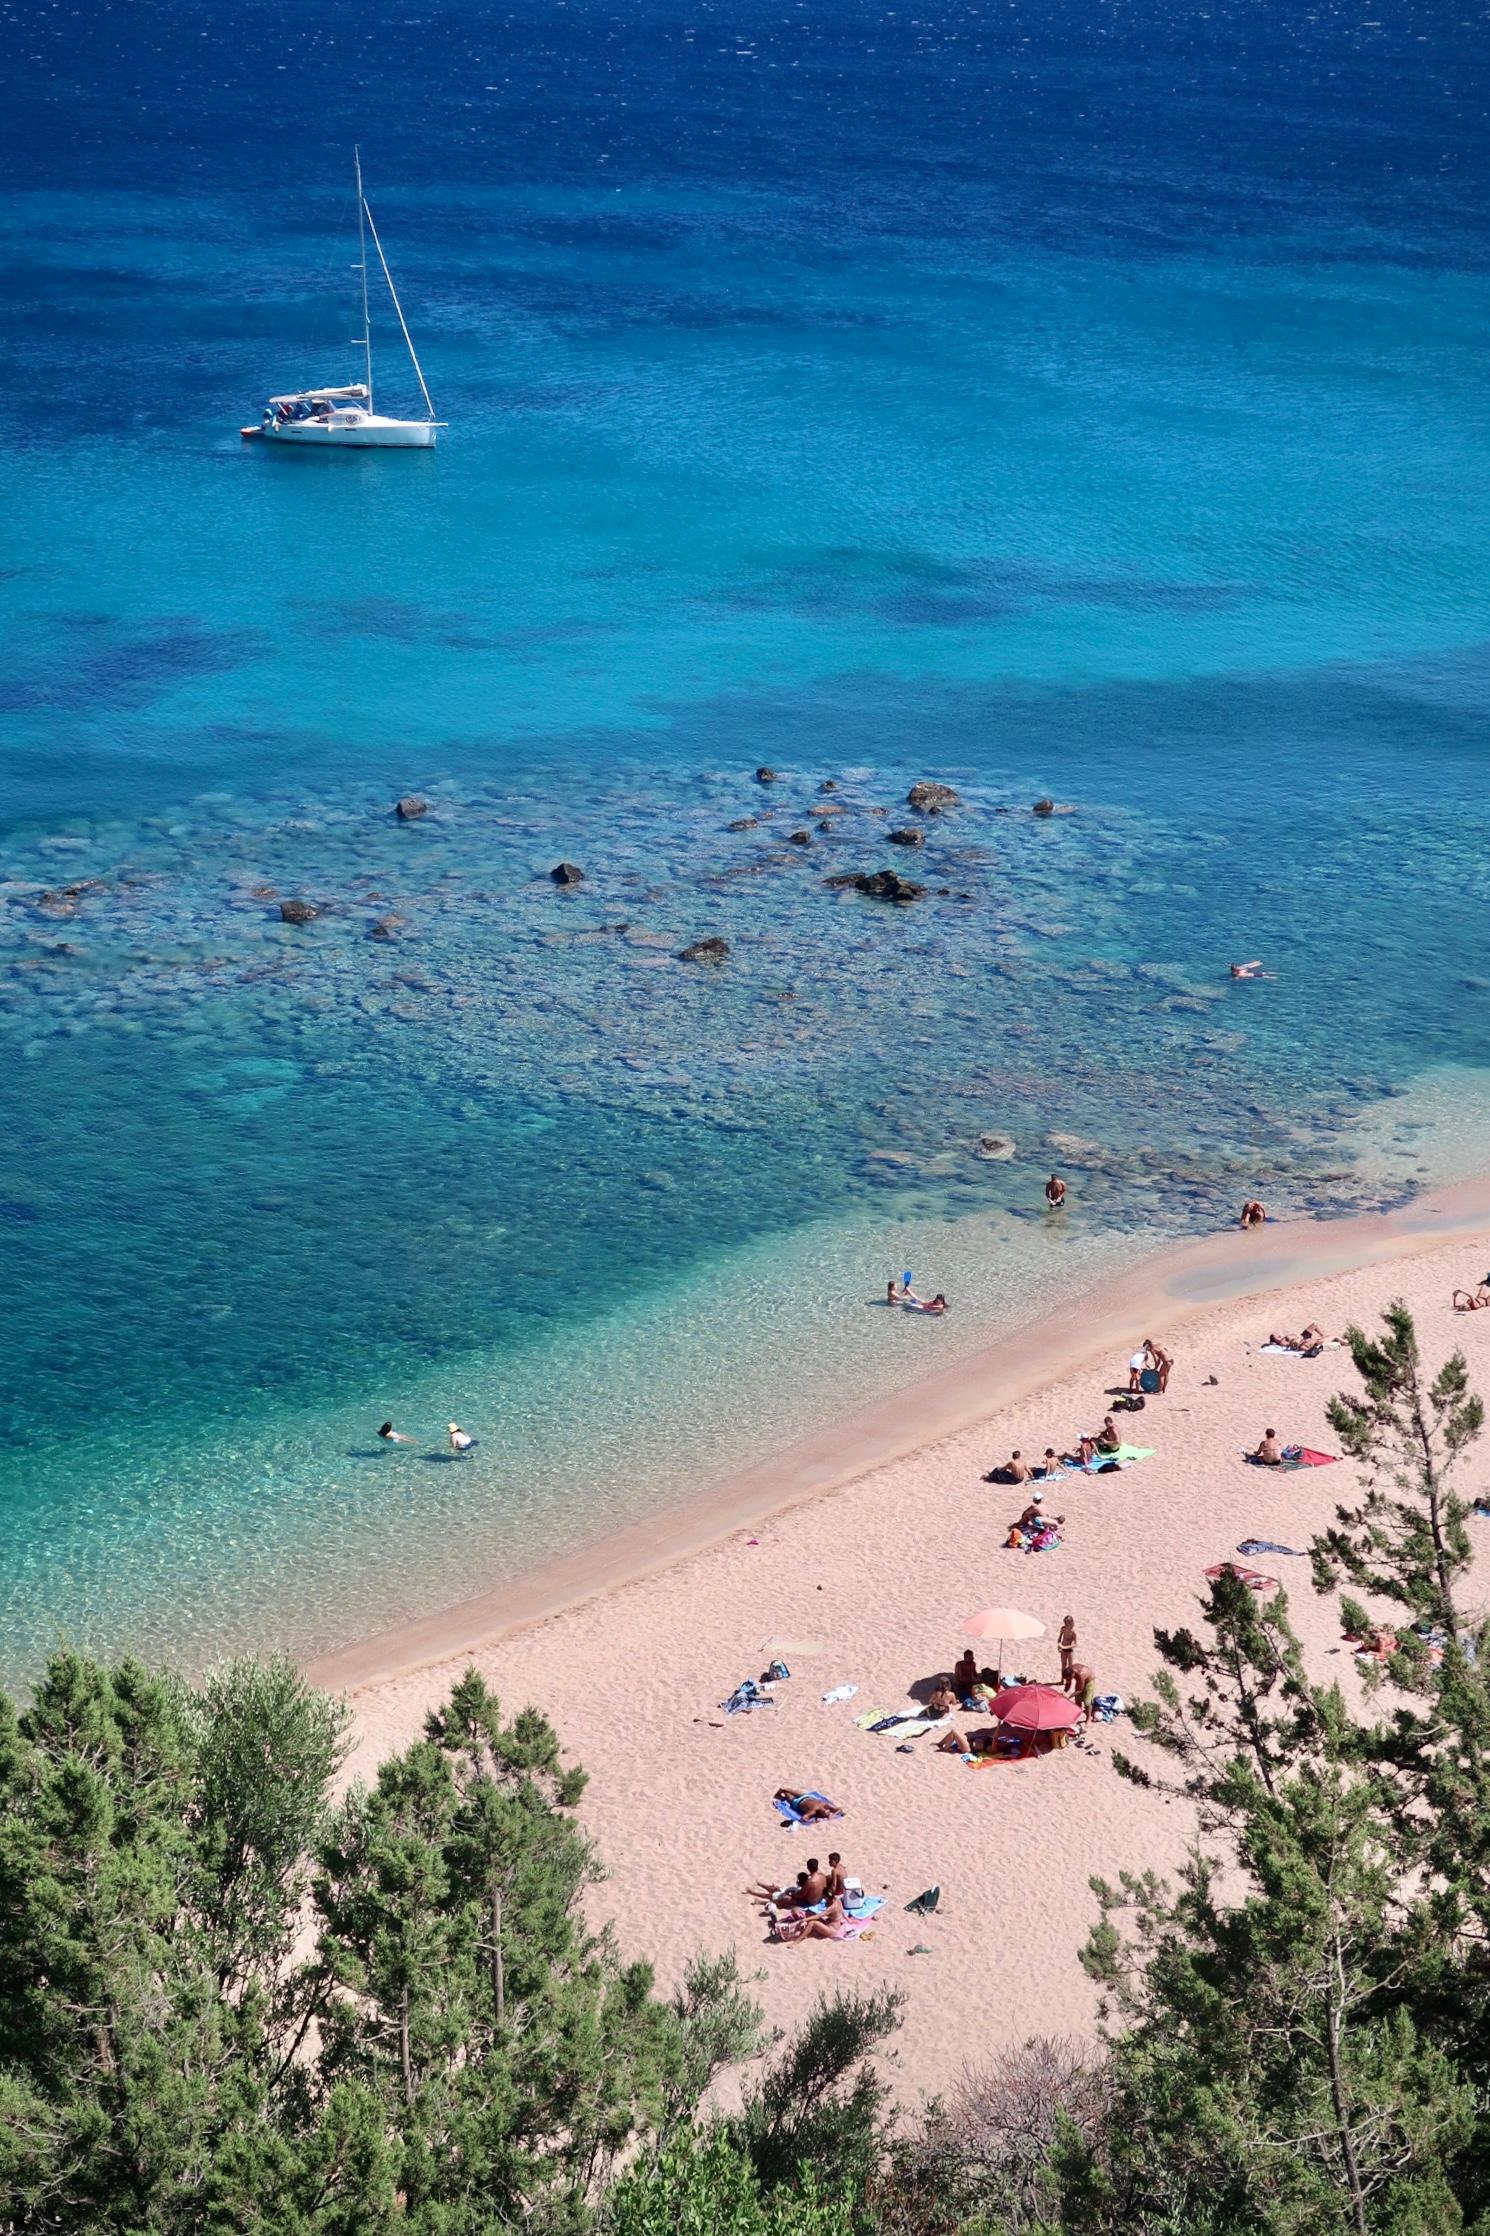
xmin=3 ymin=0 xmax=1489 ymax=1685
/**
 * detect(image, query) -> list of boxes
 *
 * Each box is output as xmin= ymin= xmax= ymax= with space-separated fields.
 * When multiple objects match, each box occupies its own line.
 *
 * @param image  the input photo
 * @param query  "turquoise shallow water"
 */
xmin=2 ymin=0 xmax=1489 ymax=1686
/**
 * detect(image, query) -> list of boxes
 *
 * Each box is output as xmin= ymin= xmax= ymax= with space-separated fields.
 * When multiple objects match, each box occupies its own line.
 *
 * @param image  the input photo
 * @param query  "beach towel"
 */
xmin=869 ymin=1710 xmax=925 ymax=1734
xmin=853 ymin=1706 xmax=894 ymax=1728
xmin=1284 ymin=1447 xmax=1338 ymax=1469
xmin=722 ymin=1681 xmax=776 ymax=1716
xmin=1070 ymin=1444 xmax=1154 ymax=1472
xmin=1090 ymin=1692 xmax=1125 ymax=1722
xmin=884 ymin=1718 xmax=933 ymax=1739
xmin=1205 ymin=1562 xmax=1279 ymax=1596
xmin=1238 ymin=1538 xmax=1306 ymax=1557
xmin=773 ymin=1790 xmax=841 ymax=1826
xmin=845 ymin=1894 xmax=887 ymax=1918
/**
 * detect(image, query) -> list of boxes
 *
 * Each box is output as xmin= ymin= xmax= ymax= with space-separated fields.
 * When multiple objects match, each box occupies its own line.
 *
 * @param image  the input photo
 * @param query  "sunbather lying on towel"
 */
xmin=773 ymin=1788 xmax=842 ymax=1822
xmin=1268 ymin=1322 xmax=1331 ymax=1354
xmin=935 ymin=1725 xmax=1002 ymax=1759
xmin=1454 ymin=1287 xmax=1490 ymax=1312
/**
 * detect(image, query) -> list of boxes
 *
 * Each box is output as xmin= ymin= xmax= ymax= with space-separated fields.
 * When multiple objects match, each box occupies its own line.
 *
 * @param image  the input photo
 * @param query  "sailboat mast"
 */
xmin=360 ymin=195 xmax=437 ymax=423
xmin=354 ymin=147 xmax=374 ymax=411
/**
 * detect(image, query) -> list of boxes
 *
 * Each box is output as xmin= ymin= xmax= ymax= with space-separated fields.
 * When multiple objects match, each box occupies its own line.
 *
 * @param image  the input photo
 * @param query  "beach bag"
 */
xmin=766 ymin=1660 xmax=791 ymax=1682
xmin=1006 ymin=1527 xmax=1022 ymax=1549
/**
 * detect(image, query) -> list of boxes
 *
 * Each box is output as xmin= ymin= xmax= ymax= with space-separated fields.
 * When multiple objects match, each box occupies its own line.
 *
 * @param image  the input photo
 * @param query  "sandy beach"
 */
xmin=324 ymin=1196 xmax=1490 ymax=2103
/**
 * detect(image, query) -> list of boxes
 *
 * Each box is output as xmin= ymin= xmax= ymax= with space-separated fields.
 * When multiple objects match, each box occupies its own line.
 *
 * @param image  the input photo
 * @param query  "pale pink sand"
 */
xmin=328 ymin=1223 xmax=1490 ymax=2104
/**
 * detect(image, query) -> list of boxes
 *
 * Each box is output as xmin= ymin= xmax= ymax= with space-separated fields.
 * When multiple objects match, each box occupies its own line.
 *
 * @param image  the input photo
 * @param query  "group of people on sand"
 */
xmin=934 ymin=1621 xmax=1098 ymax=1758
xmin=378 ymin=1421 xmax=476 ymax=1455
xmin=746 ymin=1850 xmax=860 ymax=1942
xmin=1267 ymin=1321 xmax=1331 ymax=1355
xmin=1127 ymin=1338 xmax=1172 ymax=1392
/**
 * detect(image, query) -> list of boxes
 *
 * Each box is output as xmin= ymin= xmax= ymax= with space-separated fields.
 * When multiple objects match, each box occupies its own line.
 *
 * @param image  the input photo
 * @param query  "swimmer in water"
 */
xmin=447 ymin=1422 xmax=474 ymax=1455
xmin=377 ymin=1422 xmax=415 ymax=1446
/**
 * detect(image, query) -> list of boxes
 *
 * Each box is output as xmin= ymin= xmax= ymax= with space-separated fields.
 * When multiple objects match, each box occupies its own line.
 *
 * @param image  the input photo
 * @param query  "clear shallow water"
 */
xmin=2 ymin=0 xmax=1490 ymax=1686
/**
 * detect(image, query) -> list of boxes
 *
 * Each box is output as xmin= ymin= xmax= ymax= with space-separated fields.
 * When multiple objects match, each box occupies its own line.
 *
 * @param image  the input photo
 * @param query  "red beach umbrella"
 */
xmin=990 ymin=1683 xmax=1081 ymax=1733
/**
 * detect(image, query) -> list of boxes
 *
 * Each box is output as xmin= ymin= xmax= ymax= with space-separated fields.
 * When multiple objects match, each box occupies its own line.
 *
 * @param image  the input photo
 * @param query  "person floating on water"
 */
xmin=378 ymin=1422 xmax=415 ymax=1446
xmin=1045 ymin=1173 xmax=1066 ymax=1207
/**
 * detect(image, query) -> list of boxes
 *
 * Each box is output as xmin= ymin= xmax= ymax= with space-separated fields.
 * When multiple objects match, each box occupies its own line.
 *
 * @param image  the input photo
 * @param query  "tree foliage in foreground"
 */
xmin=0 ymin=1656 xmax=776 ymax=2233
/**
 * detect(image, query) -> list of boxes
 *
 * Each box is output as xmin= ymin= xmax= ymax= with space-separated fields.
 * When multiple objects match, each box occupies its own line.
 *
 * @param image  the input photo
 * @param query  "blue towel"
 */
xmin=845 ymin=1894 xmax=886 ymax=1918
xmin=1237 ymin=1538 xmax=1305 ymax=1557
xmin=773 ymin=1790 xmax=838 ymax=1826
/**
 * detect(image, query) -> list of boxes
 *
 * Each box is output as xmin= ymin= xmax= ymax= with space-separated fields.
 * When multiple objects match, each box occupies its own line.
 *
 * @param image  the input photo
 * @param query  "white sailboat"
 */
xmin=246 ymin=152 xmax=442 ymax=450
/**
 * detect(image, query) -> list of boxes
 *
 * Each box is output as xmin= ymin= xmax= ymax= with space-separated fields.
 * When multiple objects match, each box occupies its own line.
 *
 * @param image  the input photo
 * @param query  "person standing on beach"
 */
xmin=1058 ymin=1614 xmax=1077 ymax=1689
xmin=1150 ymin=1340 xmax=1173 ymax=1392
xmin=1045 ymin=1173 xmax=1066 ymax=1208
xmin=1069 ymin=1662 xmax=1096 ymax=1718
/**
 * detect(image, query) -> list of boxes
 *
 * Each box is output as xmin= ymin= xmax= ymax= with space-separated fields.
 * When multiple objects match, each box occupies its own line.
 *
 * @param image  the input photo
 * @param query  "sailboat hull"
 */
xmin=263 ymin=416 xmax=435 ymax=450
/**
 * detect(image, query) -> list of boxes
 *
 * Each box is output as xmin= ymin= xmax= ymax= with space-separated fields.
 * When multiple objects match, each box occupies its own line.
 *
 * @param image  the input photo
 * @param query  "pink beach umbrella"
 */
xmin=961 ymin=1606 xmax=1046 ymax=1661
xmin=990 ymin=1683 xmax=1081 ymax=1733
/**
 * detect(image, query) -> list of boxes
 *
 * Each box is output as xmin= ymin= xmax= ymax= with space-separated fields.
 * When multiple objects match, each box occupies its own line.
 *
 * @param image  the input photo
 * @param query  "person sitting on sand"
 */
xmin=746 ymin=1868 xmax=813 ymax=1908
xmin=1253 ymin=1427 xmax=1283 ymax=1467
xmin=1454 ymin=1286 xmax=1490 ymax=1313
xmin=377 ymin=1421 xmax=414 ymax=1445
xmin=1017 ymin=1492 xmax=1064 ymax=1532
xmin=1045 ymin=1173 xmax=1066 ymax=1208
xmin=927 ymin=1679 xmax=959 ymax=1717
xmin=953 ymin=1648 xmax=980 ymax=1695
xmin=1094 ymin=1414 xmax=1122 ymax=1454
xmin=989 ymin=1448 xmax=1033 ymax=1483
xmin=774 ymin=1789 xmax=842 ymax=1823
xmin=776 ymin=1895 xmax=852 ymax=1942
xmin=1239 ymin=1199 xmax=1267 ymax=1229
xmin=1036 ymin=1446 xmax=1062 ymax=1477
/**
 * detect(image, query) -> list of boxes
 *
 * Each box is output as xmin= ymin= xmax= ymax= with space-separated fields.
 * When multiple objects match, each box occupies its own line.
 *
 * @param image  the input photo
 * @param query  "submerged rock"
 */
xmin=787 ymin=829 xmax=812 ymax=846
xmin=549 ymin=861 xmax=586 ymax=886
xmin=906 ymin=781 xmax=960 ymax=815
xmin=825 ymin=868 xmax=925 ymax=904
xmin=279 ymin=899 xmax=320 ymax=925
xmin=395 ymin=796 xmax=429 ymax=821
xmin=887 ymin=826 xmax=925 ymax=848
xmin=367 ymin=914 xmax=408 ymax=941
xmin=726 ymin=816 xmax=759 ymax=832
xmin=973 ymin=1133 xmax=1018 ymax=1161
xmin=678 ymin=936 xmax=731 ymax=964
xmin=755 ymin=766 xmax=780 ymax=784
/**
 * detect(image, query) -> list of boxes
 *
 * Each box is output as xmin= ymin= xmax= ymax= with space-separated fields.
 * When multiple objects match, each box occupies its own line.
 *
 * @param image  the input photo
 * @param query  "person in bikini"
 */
xmin=1453 ymin=1286 xmax=1490 ymax=1312
xmin=1058 ymin=1613 xmax=1078 ymax=1689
